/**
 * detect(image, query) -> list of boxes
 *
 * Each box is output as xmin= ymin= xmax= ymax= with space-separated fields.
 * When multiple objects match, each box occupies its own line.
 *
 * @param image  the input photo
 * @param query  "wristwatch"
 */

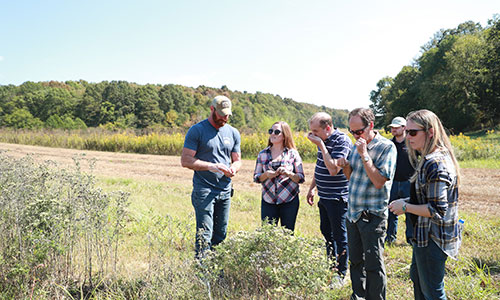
xmin=363 ymin=155 xmax=370 ymax=162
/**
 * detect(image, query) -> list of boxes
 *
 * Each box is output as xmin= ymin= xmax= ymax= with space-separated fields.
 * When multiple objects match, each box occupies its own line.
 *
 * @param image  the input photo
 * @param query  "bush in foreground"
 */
xmin=0 ymin=152 xmax=129 ymax=299
xmin=200 ymin=224 xmax=340 ymax=299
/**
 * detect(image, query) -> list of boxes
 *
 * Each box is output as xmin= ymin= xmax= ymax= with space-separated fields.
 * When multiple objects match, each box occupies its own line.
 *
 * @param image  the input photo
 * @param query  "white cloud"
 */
xmin=0 ymin=56 xmax=4 ymax=62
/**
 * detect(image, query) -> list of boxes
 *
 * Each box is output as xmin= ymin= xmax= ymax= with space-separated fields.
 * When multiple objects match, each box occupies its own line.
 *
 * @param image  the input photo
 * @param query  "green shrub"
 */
xmin=0 ymin=152 xmax=129 ymax=298
xmin=200 ymin=224 xmax=337 ymax=299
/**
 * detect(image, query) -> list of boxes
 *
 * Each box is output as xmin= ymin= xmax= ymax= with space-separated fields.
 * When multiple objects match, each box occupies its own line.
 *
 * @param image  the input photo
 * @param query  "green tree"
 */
xmin=45 ymin=115 xmax=65 ymax=128
xmin=39 ymin=88 xmax=77 ymax=121
xmin=2 ymin=108 xmax=43 ymax=129
xmin=102 ymin=81 xmax=136 ymax=119
xmin=75 ymin=81 xmax=107 ymax=126
xmin=369 ymin=77 xmax=393 ymax=127
xmin=229 ymin=106 xmax=246 ymax=128
xmin=164 ymin=110 xmax=178 ymax=127
xmin=134 ymin=85 xmax=164 ymax=128
xmin=483 ymin=16 xmax=500 ymax=128
xmin=158 ymin=84 xmax=194 ymax=114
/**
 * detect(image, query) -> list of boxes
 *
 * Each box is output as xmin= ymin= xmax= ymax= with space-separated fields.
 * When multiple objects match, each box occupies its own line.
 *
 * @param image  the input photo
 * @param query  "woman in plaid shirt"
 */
xmin=389 ymin=110 xmax=461 ymax=300
xmin=253 ymin=121 xmax=305 ymax=232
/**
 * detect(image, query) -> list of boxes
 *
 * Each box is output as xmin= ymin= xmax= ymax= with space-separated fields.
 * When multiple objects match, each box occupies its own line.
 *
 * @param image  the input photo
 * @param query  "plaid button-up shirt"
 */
xmin=413 ymin=150 xmax=461 ymax=258
xmin=253 ymin=147 xmax=305 ymax=205
xmin=347 ymin=132 xmax=397 ymax=222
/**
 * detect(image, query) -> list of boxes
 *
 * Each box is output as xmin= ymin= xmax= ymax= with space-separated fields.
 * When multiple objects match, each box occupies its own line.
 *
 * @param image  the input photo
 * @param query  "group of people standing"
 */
xmin=181 ymin=95 xmax=462 ymax=300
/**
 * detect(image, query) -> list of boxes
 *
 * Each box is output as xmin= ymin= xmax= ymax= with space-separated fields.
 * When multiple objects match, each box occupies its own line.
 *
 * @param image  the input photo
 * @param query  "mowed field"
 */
xmin=1 ymin=142 xmax=499 ymax=217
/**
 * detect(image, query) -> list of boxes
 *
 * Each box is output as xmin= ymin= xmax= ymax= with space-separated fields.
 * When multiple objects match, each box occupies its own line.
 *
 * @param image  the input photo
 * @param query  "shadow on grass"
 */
xmin=470 ymin=257 xmax=500 ymax=275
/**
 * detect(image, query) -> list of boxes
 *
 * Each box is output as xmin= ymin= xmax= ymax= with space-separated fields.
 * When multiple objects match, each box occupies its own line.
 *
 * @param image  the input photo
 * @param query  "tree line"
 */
xmin=0 ymin=81 xmax=348 ymax=132
xmin=370 ymin=16 xmax=500 ymax=133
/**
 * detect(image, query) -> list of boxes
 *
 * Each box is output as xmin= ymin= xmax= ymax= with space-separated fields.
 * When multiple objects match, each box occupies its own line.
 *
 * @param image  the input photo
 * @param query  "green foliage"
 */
xmin=201 ymin=224 xmax=337 ymax=299
xmin=371 ymin=16 xmax=500 ymax=132
xmin=450 ymin=132 xmax=500 ymax=161
xmin=0 ymin=80 xmax=348 ymax=132
xmin=1 ymin=108 xmax=43 ymax=129
xmin=0 ymin=153 xmax=129 ymax=298
xmin=45 ymin=114 xmax=88 ymax=130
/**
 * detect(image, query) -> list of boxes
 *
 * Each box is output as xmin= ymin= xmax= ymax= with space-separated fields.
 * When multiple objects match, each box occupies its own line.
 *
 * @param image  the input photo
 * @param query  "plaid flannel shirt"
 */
xmin=347 ymin=132 xmax=397 ymax=222
xmin=413 ymin=150 xmax=461 ymax=258
xmin=253 ymin=147 xmax=305 ymax=204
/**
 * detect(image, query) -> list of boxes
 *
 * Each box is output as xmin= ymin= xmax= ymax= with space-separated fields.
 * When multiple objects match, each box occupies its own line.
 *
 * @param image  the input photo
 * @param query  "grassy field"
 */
xmin=100 ymin=177 xmax=500 ymax=300
xmin=0 ymin=143 xmax=499 ymax=299
xmin=100 ymin=176 xmax=500 ymax=299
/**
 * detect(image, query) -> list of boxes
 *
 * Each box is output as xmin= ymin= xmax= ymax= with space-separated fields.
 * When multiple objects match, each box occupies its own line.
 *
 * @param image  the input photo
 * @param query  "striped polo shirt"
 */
xmin=314 ymin=129 xmax=352 ymax=201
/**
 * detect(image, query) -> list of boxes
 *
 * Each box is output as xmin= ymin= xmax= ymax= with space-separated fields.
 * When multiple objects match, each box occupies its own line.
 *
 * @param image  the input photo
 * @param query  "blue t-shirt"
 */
xmin=183 ymin=119 xmax=241 ymax=191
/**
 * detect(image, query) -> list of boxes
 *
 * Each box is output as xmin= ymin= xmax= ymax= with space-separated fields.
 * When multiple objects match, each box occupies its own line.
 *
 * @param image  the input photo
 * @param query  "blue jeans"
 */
xmin=386 ymin=180 xmax=412 ymax=244
xmin=191 ymin=188 xmax=231 ymax=259
xmin=410 ymin=239 xmax=448 ymax=300
xmin=261 ymin=194 xmax=299 ymax=231
xmin=318 ymin=198 xmax=348 ymax=277
xmin=347 ymin=213 xmax=387 ymax=300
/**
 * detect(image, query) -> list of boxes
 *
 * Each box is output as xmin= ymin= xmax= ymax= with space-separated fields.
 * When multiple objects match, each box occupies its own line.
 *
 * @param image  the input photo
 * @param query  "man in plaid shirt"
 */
xmin=338 ymin=108 xmax=397 ymax=300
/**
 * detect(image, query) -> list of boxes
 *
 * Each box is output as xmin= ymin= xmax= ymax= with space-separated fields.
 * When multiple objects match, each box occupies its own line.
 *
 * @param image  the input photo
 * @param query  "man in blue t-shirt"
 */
xmin=306 ymin=112 xmax=352 ymax=282
xmin=181 ymin=95 xmax=242 ymax=259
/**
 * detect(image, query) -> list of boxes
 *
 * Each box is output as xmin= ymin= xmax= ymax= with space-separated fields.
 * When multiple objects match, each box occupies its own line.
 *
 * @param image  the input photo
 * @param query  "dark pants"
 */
xmin=191 ymin=188 xmax=231 ymax=259
xmin=387 ymin=180 xmax=412 ymax=244
xmin=410 ymin=239 xmax=448 ymax=300
xmin=318 ymin=198 xmax=348 ymax=277
xmin=347 ymin=213 xmax=387 ymax=300
xmin=261 ymin=194 xmax=299 ymax=231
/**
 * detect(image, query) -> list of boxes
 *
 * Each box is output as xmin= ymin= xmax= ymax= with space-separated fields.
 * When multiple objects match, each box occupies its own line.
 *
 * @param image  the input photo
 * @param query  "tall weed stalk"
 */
xmin=0 ymin=152 xmax=129 ymax=298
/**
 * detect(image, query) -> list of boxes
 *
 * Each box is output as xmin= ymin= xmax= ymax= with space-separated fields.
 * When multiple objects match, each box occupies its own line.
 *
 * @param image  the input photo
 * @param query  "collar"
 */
xmin=264 ymin=146 xmax=289 ymax=154
xmin=367 ymin=131 xmax=381 ymax=151
xmin=424 ymin=149 xmax=448 ymax=160
xmin=325 ymin=129 xmax=339 ymax=142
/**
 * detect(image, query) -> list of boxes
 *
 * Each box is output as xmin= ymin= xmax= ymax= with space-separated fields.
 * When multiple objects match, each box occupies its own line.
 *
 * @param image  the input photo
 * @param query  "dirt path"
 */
xmin=1 ymin=142 xmax=499 ymax=215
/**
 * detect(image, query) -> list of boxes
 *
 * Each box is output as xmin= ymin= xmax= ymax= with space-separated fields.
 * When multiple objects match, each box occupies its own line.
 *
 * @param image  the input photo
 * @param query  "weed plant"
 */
xmin=200 ymin=224 xmax=346 ymax=299
xmin=0 ymin=152 xmax=129 ymax=299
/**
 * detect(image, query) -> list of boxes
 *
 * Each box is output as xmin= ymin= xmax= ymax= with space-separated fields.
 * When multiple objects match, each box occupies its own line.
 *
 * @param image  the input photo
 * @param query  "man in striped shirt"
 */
xmin=306 ymin=112 xmax=352 ymax=282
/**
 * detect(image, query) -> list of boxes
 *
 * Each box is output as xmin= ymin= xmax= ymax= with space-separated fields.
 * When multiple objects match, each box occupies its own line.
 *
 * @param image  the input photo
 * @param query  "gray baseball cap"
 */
xmin=211 ymin=95 xmax=232 ymax=116
xmin=388 ymin=117 xmax=406 ymax=127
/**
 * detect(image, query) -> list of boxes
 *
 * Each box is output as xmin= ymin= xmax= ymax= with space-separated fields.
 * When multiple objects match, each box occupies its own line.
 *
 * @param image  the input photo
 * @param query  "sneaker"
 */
xmin=328 ymin=274 xmax=346 ymax=289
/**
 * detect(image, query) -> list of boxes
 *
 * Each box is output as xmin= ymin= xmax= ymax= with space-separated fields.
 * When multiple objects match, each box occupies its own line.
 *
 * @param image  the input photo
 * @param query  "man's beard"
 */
xmin=212 ymin=110 xmax=227 ymax=127
xmin=393 ymin=131 xmax=404 ymax=138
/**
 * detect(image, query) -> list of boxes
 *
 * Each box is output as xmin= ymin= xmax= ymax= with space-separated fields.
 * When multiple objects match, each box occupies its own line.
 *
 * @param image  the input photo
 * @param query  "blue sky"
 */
xmin=0 ymin=0 xmax=498 ymax=110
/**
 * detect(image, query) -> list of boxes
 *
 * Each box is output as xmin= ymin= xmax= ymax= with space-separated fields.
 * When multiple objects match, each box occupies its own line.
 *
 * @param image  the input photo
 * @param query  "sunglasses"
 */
xmin=268 ymin=129 xmax=282 ymax=135
xmin=348 ymin=125 xmax=368 ymax=136
xmin=405 ymin=129 xmax=425 ymax=136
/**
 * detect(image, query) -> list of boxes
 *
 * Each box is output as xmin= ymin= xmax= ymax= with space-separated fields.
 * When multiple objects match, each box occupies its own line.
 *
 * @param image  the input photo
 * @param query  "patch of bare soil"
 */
xmin=1 ymin=142 xmax=498 ymax=215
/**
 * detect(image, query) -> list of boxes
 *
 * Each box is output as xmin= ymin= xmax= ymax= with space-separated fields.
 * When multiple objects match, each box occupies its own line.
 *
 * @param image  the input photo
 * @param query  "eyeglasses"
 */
xmin=348 ymin=125 xmax=368 ymax=136
xmin=268 ymin=129 xmax=282 ymax=135
xmin=405 ymin=129 xmax=425 ymax=136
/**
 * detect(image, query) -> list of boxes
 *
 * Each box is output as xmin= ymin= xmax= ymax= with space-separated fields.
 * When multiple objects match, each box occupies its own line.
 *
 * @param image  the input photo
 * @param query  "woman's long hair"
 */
xmin=406 ymin=109 xmax=460 ymax=183
xmin=268 ymin=121 xmax=296 ymax=150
